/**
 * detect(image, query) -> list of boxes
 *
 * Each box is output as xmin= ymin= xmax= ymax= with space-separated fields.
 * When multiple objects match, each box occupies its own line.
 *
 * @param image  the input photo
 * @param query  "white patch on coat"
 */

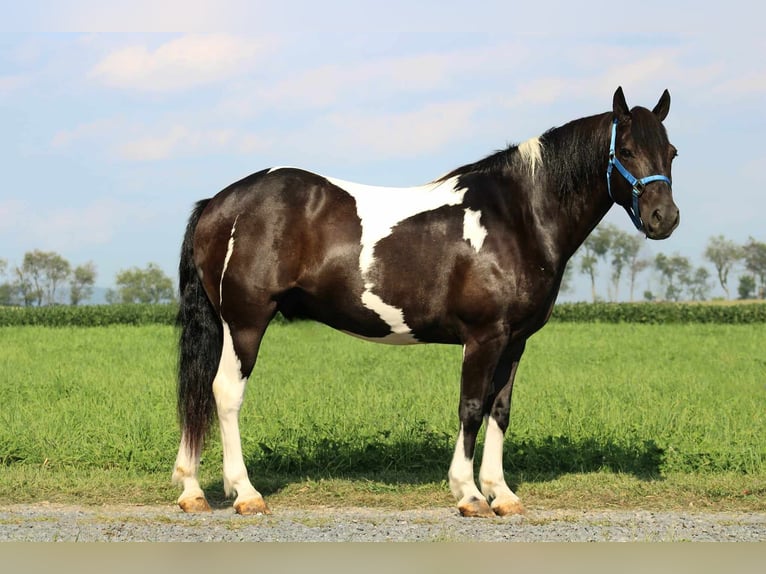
xmin=327 ymin=175 xmax=467 ymax=341
xmin=219 ymin=215 xmax=239 ymax=306
xmin=357 ymin=287 xmax=418 ymax=344
xmin=462 ymin=208 xmax=487 ymax=252
xmin=327 ymin=175 xmax=466 ymax=275
xmin=518 ymin=137 xmax=543 ymax=178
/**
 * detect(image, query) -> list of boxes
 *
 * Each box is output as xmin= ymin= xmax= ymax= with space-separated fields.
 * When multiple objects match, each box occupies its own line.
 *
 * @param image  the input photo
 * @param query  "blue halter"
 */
xmin=607 ymin=118 xmax=672 ymax=231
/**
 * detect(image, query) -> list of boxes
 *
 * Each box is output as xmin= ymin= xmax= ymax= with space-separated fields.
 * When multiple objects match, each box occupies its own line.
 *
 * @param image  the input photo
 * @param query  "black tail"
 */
xmin=177 ymin=199 xmax=221 ymax=456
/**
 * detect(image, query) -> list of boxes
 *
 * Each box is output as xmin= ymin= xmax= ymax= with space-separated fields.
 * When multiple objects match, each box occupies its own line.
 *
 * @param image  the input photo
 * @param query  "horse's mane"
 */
xmin=434 ymin=146 xmax=518 ymax=183
xmin=434 ymin=113 xmax=612 ymax=198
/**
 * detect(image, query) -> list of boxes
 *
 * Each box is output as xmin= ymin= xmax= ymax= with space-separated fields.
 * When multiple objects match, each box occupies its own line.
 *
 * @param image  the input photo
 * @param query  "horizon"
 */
xmin=1 ymin=6 xmax=764 ymax=303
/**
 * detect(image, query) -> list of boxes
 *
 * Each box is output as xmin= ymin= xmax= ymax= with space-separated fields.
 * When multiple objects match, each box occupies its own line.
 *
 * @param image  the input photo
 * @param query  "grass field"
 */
xmin=0 ymin=321 xmax=764 ymax=512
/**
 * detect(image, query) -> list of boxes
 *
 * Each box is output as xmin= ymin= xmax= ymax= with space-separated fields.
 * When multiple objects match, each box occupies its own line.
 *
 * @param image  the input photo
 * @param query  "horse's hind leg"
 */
xmin=173 ymin=434 xmax=210 ymax=512
xmin=214 ymin=318 xmax=272 ymax=515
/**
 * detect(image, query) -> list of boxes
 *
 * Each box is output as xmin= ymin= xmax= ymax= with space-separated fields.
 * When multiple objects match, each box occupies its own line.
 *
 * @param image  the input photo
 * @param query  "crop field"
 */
xmin=0 ymin=321 xmax=764 ymax=511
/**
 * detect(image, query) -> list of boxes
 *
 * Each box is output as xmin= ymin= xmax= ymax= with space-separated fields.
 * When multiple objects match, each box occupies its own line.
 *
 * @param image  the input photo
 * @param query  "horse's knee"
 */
xmin=459 ymin=397 xmax=484 ymax=428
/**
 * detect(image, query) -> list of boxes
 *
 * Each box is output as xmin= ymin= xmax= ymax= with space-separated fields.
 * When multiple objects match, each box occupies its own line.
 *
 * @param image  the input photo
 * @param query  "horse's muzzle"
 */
xmin=645 ymin=203 xmax=680 ymax=240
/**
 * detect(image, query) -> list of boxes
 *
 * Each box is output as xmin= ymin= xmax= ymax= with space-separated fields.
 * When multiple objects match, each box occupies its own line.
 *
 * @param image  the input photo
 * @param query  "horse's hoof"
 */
xmin=458 ymin=497 xmax=495 ymax=518
xmin=178 ymin=495 xmax=212 ymax=513
xmin=234 ymin=496 xmax=272 ymax=516
xmin=492 ymin=498 xmax=526 ymax=516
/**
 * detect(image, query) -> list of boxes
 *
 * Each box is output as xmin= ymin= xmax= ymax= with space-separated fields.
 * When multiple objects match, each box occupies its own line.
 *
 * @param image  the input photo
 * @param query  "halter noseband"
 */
xmin=607 ymin=118 xmax=672 ymax=232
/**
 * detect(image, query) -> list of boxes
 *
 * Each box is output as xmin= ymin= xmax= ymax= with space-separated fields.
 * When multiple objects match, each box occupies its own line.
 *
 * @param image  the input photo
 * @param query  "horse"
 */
xmin=172 ymin=87 xmax=679 ymax=517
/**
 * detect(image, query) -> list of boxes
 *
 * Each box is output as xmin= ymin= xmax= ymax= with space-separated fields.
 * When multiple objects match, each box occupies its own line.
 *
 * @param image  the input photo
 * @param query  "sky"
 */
xmin=1 ymin=2 xmax=764 ymax=302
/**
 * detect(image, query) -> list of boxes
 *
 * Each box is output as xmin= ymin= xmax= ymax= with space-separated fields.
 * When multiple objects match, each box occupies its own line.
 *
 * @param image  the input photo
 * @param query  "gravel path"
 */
xmin=1 ymin=503 xmax=765 ymax=541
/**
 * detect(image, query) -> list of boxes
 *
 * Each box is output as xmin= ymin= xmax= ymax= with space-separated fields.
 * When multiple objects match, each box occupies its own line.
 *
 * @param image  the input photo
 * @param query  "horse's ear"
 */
xmin=652 ymin=89 xmax=671 ymax=121
xmin=612 ymin=86 xmax=630 ymax=121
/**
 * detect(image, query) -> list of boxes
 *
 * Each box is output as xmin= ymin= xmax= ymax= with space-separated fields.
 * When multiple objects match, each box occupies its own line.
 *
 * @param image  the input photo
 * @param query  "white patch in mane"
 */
xmin=518 ymin=137 xmax=543 ymax=179
xmin=462 ymin=208 xmax=487 ymax=252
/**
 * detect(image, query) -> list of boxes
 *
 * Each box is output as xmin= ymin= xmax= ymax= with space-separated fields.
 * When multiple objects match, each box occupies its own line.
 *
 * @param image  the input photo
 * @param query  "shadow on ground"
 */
xmin=200 ymin=432 xmax=664 ymax=505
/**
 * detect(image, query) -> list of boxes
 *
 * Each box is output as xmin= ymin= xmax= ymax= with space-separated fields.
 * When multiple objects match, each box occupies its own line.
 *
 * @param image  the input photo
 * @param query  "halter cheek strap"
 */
xmin=607 ymin=119 xmax=672 ymax=232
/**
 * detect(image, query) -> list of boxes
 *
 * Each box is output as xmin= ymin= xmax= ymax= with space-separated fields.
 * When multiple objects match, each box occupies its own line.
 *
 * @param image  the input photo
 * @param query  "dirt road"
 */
xmin=1 ymin=503 xmax=764 ymax=541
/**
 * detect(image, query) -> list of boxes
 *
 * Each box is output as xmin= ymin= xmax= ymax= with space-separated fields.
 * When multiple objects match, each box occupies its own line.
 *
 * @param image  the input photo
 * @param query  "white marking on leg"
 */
xmin=479 ymin=416 xmax=520 ymax=508
xmin=462 ymin=208 xmax=487 ymax=252
xmin=219 ymin=215 xmax=239 ymax=306
xmin=213 ymin=321 xmax=262 ymax=504
xmin=172 ymin=430 xmax=206 ymax=504
xmin=518 ymin=136 xmax=543 ymax=179
xmin=448 ymin=424 xmax=484 ymax=505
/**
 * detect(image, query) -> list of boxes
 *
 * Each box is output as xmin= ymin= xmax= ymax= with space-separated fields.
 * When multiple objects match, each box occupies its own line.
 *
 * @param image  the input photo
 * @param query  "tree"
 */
xmin=110 ymin=263 xmax=174 ymax=304
xmin=70 ymin=262 xmax=97 ymax=306
xmin=742 ymin=237 xmax=766 ymax=299
xmin=12 ymin=266 xmax=34 ymax=306
xmin=17 ymin=250 xmax=71 ymax=306
xmin=738 ymin=275 xmax=756 ymax=300
xmin=683 ymin=266 xmax=712 ymax=301
xmin=579 ymin=224 xmax=613 ymax=301
xmin=0 ymin=258 xmax=12 ymax=305
xmin=704 ymin=235 xmax=743 ymax=299
xmin=628 ymin=256 xmax=651 ymax=303
xmin=608 ymin=228 xmax=645 ymax=302
xmin=655 ymin=252 xmax=691 ymax=301
xmin=559 ymin=262 xmax=574 ymax=295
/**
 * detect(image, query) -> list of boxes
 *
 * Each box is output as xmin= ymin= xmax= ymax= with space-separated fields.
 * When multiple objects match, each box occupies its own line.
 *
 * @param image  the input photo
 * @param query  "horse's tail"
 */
xmin=177 ymin=199 xmax=221 ymax=456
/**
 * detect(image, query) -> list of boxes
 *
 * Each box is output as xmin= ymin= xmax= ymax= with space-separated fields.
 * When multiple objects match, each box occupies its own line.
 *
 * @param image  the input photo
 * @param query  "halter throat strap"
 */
xmin=606 ymin=118 xmax=672 ymax=232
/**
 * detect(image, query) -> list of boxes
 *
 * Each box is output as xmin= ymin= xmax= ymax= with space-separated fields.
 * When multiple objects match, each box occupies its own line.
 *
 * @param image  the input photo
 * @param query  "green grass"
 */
xmin=0 ymin=322 xmax=764 ymax=511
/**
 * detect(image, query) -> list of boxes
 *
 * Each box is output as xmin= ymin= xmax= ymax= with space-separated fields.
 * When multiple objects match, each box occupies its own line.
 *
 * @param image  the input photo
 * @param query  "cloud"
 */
xmin=0 ymin=198 xmax=135 ymax=253
xmin=504 ymin=48 xmax=723 ymax=112
xmin=51 ymin=118 xmax=121 ymax=148
xmin=0 ymin=74 xmax=28 ymax=96
xmin=32 ymin=0 xmax=256 ymax=31
xmin=0 ymin=199 xmax=26 ymax=233
xmin=712 ymin=73 xmax=766 ymax=98
xmin=49 ymin=116 xmax=270 ymax=162
xmin=302 ymin=99 xmax=482 ymax=160
xmin=219 ymin=45 xmax=524 ymax=116
xmin=90 ymin=34 xmax=272 ymax=93
xmin=116 ymin=125 xmax=269 ymax=161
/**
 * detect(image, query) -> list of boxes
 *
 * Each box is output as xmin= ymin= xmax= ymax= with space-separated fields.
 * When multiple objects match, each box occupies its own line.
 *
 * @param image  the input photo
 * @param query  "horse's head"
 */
xmin=608 ymin=87 xmax=679 ymax=240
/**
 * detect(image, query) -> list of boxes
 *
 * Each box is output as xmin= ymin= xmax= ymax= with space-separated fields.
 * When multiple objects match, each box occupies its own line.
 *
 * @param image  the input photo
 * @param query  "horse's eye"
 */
xmin=620 ymin=148 xmax=634 ymax=159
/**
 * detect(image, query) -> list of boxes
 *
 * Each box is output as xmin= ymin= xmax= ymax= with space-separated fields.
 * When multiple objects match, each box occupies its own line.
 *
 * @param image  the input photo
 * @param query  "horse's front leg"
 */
xmin=448 ymin=333 xmax=506 ymax=517
xmin=478 ymin=341 xmax=526 ymax=516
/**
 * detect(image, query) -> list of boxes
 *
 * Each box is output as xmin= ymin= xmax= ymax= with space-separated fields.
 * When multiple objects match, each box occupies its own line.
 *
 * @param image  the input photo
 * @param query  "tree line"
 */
xmin=2 ymin=231 xmax=765 ymax=307
xmin=0 ymin=250 xmax=174 ymax=306
xmin=562 ymin=225 xmax=766 ymax=302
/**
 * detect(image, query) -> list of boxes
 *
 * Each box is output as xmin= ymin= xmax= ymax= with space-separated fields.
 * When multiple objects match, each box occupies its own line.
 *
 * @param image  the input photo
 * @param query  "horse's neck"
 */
xmin=522 ymin=113 xmax=614 ymax=266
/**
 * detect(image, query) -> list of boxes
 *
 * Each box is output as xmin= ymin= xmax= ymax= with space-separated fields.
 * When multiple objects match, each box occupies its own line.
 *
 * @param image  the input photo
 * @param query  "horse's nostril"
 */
xmin=652 ymin=209 xmax=663 ymax=223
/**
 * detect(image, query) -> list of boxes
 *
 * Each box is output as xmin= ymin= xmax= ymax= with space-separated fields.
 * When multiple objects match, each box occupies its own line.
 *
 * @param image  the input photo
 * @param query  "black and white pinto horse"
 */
xmin=173 ymin=87 xmax=679 ymax=517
